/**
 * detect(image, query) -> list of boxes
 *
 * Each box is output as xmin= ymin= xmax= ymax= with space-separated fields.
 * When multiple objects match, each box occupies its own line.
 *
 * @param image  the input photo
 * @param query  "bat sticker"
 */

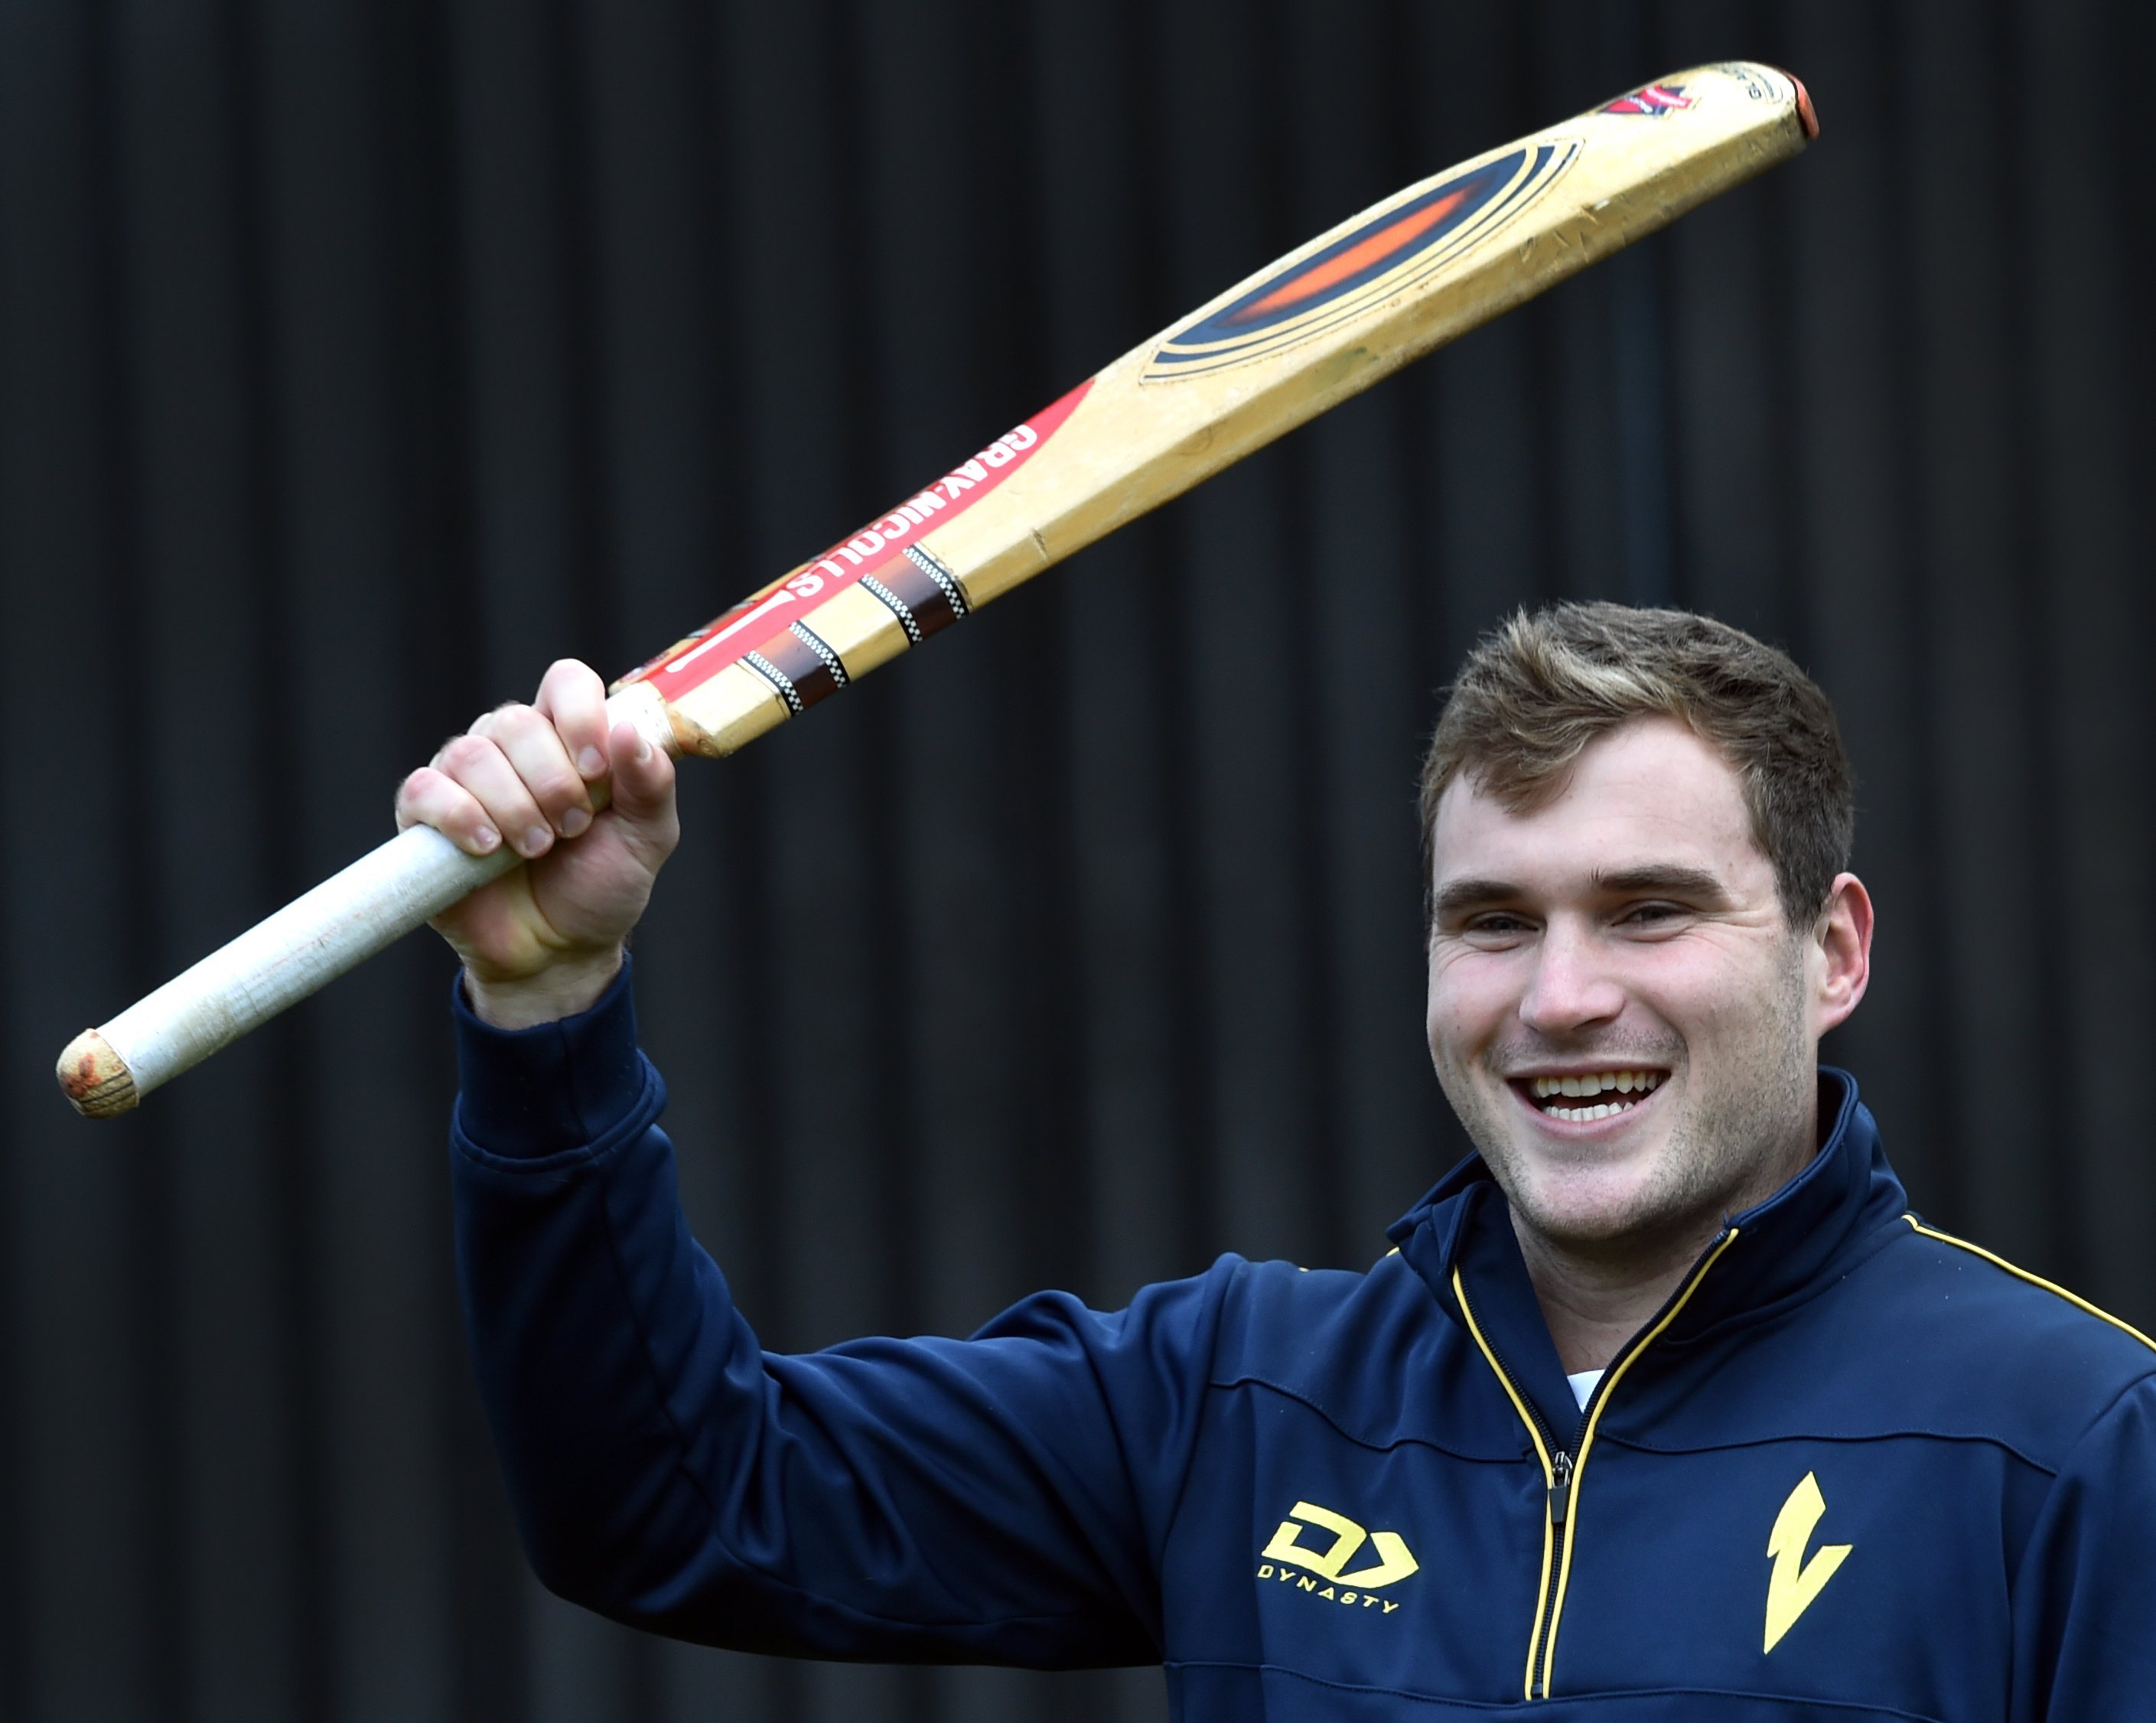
xmin=1601 ymin=82 xmax=1696 ymax=117
xmin=620 ymin=382 xmax=1090 ymax=703
xmin=1142 ymin=141 xmax=1578 ymax=383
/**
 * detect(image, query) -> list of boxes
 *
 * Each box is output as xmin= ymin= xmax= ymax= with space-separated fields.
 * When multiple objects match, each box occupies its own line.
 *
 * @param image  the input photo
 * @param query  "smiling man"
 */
xmin=1418 ymin=608 xmax=1872 ymax=1389
xmin=415 ymin=601 xmax=2154 ymax=1719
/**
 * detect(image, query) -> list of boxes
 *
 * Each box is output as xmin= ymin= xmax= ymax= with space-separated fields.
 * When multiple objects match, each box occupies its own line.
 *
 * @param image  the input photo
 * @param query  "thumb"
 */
xmin=606 ymin=718 xmax=678 ymax=828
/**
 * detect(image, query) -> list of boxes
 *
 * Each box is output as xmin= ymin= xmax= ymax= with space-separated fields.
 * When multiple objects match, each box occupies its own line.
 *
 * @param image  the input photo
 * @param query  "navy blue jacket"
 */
xmin=451 ymin=969 xmax=2156 ymax=1719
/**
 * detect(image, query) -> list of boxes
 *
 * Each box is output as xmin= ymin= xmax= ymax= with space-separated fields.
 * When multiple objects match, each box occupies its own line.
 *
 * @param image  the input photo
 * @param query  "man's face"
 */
xmin=1425 ymin=717 xmax=1839 ymax=1258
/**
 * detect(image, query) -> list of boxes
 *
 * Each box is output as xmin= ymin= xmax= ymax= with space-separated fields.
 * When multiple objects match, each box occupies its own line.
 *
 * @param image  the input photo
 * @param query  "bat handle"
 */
xmin=57 ymin=825 xmax=522 ymax=1116
xmin=57 ymin=683 xmax=680 ymax=1118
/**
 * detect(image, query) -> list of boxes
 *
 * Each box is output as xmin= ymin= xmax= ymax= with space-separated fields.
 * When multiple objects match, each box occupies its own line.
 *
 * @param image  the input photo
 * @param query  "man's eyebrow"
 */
xmin=1591 ymin=864 xmax=1733 ymax=903
xmin=1430 ymin=878 xmax=1524 ymax=920
xmin=1430 ymin=865 xmax=1734 ymax=922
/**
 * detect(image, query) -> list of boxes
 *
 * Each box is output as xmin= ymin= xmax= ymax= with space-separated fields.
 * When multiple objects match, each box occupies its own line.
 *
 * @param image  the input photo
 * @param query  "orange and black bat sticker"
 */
xmin=1142 ymin=141 xmax=1578 ymax=383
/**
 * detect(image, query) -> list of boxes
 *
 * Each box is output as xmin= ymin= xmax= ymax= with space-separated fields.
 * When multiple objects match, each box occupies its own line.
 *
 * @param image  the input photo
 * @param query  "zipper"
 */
xmin=1474 ymin=1318 xmax=1575 ymax=1686
xmin=1448 ymin=1270 xmax=1566 ymax=1702
xmin=1532 ymin=1226 xmax=1742 ymax=1697
xmin=1547 ymin=1448 xmax=1574 ymax=1527
xmin=1453 ymin=1227 xmax=1742 ymax=1701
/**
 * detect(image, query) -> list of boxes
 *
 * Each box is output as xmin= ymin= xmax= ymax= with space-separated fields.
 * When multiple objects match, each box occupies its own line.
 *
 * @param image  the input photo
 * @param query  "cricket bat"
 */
xmin=60 ymin=63 xmax=1816 ymax=1117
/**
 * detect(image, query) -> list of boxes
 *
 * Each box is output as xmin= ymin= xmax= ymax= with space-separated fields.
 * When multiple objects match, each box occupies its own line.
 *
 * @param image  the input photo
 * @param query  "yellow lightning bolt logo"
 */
xmin=1764 ymin=1471 xmax=1852 ymax=1653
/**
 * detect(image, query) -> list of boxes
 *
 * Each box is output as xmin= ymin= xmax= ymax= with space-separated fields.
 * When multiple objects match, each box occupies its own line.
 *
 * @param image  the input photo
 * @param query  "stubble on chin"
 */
xmin=1431 ymin=956 xmax=1817 ymax=1260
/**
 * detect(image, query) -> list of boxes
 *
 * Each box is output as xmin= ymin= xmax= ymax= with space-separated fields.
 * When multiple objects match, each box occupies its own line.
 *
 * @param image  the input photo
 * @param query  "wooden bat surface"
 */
xmin=59 ymin=63 xmax=1816 ymax=1117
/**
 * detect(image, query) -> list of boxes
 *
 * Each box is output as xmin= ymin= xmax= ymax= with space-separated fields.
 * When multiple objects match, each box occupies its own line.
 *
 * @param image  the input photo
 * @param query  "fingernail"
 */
xmin=577 ymin=747 xmax=605 ymax=778
xmin=473 ymin=826 xmax=500 ymax=853
xmin=635 ymin=734 xmax=652 ymax=762
xmin=560 ymin=806 xmax=590 ymax=838
xmin=520 ymin=826 xmax=552 ymax=857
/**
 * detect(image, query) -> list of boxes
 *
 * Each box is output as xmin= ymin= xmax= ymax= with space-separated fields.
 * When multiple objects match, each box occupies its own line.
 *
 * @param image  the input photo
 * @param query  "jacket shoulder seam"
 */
xmin=1602 ymin=1425 xmax=2060 ymax=1477
xmin=1141 ymin=1255 xmax=1246 ymax=1648
xmin=1205 ymin=1368 xmax=1517 ymax=1464
xmin=1902 ymin=1214 xmax=2156 ymax=1354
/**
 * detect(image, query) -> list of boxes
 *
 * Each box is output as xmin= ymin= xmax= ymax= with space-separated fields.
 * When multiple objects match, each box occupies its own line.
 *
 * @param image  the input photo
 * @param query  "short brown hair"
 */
xmin=1419 ymin=603 xmax=1855 ymax=927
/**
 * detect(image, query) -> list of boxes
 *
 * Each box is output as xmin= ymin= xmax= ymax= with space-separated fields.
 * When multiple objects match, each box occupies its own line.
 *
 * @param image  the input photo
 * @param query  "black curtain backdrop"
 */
xmin=4 ymin=2 xmax=2152 ymax=1718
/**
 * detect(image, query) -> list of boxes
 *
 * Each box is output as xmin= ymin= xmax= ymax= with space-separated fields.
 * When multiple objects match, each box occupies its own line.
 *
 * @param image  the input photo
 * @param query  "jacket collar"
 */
xmin=1386 ymin=1068 xmax=1907 ymax=1441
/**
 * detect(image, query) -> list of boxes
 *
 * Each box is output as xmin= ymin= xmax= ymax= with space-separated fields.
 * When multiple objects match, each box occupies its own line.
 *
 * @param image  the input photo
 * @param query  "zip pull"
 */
xmin=1549 ymin=1451 xmax=1575 ymax=1526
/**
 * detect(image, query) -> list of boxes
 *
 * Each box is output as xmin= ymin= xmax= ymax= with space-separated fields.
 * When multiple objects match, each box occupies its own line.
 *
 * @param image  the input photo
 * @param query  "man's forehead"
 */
xmin=1430 ymin=718 xmax=1765 ymax=887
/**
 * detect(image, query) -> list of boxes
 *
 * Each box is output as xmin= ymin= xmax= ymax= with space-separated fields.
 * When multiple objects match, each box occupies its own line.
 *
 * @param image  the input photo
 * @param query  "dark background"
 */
xmin=3 ymin=1 xmax=2151 ymax=1718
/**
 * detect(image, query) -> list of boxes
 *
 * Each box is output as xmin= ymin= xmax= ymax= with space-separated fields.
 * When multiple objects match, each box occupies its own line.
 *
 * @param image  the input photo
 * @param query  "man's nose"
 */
xmin=1518 ymin=922 xmax=1626 ymax=1035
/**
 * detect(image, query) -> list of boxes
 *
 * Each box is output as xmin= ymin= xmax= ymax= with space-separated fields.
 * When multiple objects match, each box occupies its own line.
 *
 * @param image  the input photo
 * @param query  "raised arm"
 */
xmin=409 ymin=665 xmax=1210 ymax=1663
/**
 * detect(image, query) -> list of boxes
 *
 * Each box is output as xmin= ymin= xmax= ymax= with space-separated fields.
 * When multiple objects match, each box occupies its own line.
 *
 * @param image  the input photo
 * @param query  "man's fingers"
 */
xmin=434 ymin=734 xmax=555 ymax=858
xmin=484 ymin=705 xmax=594 ymax=842
xmin=534 ymin=660 xmax=612 ymax=783
xmin=402 ymin=663 xmax=663 ymax=881
xmin=394 ymin=766 xmax=506 ymax=857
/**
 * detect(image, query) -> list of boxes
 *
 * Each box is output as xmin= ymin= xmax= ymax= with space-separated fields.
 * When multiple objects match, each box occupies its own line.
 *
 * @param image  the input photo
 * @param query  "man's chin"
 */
xmin=1510 ymin=1184 xmax=1666 ymax=1249
xmin=1445 ymin=1079 xmax=1708 ymax=1247
xmin=1491 ymin=1151 xmax=1695 ymax=1252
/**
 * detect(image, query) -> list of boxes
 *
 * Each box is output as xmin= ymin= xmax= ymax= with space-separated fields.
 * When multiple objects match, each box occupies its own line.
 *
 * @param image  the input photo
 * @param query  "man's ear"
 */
xmin=1811 ymin=872 xmax=1873 ymax=1037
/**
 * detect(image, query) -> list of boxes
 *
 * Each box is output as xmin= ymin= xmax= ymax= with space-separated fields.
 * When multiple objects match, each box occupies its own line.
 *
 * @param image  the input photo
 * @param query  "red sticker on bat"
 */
xmin=620 ymin=382 xmax=1092 ymax=705
xmin=1601 ymin=82 xmax=1695 ymax=117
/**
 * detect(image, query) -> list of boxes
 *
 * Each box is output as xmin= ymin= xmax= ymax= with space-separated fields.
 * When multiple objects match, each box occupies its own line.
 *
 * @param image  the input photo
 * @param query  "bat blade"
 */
xmin=621 ymin=61 xmax=1815 ymax=760
xmin=59 ymin=62 xmax=1814 ymax=1116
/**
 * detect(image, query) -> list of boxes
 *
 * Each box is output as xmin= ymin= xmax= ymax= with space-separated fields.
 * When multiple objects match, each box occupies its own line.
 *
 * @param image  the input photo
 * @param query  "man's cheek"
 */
xmin=1427 ymin=960 xmax=1507 ymax=1040
xmin=1423 ymin=1005 xmax=1483 ymax=1081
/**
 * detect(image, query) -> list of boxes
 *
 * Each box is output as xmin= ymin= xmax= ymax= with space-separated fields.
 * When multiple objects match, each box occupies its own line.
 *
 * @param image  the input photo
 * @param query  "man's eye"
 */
xmin=1464 ymin=914 xmax=1532 ymax=936
xmin=1619 ymin=901 xmax=1685 ymax=926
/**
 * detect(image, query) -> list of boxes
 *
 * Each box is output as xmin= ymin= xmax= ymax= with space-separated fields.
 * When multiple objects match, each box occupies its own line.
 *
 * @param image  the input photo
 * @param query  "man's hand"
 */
xmin=395 ymin=660 xmax=680 ymax=1028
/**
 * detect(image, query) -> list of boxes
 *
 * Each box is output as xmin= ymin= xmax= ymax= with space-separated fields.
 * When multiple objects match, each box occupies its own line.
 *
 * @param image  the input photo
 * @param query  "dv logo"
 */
xmin=1257 ymin=1500 xmax=1419 ymax=1613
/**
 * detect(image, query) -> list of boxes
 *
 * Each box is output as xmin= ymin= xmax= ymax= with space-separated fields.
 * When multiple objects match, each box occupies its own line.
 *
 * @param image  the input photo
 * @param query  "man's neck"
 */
xmin=1513 ymin=1125 xmax=1821 ymax=1375
xmin=1511 ymin=1215 xmax=1718 ymax=1375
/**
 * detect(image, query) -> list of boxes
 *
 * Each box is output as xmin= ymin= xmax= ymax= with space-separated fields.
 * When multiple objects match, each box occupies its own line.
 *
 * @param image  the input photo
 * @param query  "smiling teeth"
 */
xmin=1529 ymin=1070 xmax=1663 ymax=1100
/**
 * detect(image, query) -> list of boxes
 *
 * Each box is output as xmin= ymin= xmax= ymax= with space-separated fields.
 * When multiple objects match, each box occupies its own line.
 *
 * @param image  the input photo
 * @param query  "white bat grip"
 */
xmin=58 ymin=826 xmax=520 ymax=1116
xmin=58 ymin=684 xmax=676 ymax=1117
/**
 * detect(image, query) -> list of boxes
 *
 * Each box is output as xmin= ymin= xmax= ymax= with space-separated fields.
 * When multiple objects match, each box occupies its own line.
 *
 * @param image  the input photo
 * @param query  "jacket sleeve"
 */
xmin=448 ymin=965 xmax=1224 ymax=1666
xmin=2011 ymin=1370 xmax=2156 ymax=1720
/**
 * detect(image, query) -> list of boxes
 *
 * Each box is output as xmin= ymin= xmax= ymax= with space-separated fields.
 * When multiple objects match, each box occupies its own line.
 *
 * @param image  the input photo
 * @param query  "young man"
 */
xmin=403 ymin=603 xmax=2155 ymax=1718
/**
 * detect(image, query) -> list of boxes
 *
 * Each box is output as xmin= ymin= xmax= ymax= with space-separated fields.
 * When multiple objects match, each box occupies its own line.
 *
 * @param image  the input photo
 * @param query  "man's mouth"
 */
xmin=1511 ymin=1070 xmax=1666 ymax=1124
